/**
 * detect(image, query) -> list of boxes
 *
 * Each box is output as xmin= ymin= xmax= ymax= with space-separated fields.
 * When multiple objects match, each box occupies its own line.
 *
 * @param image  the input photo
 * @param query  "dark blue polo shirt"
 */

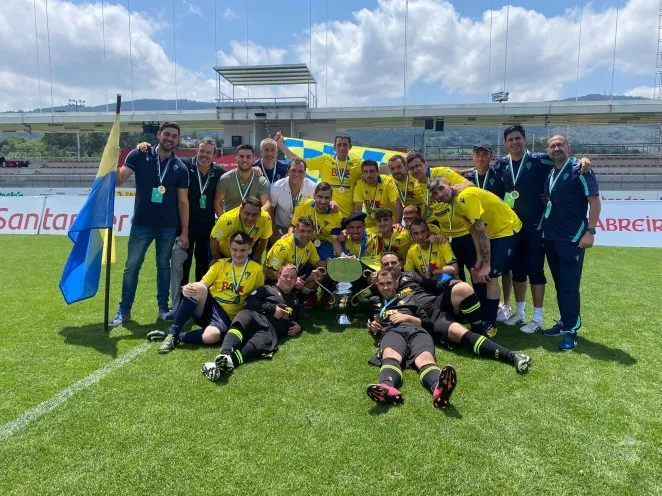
xmin=542 ymin=160 xmax=599 ymax=242
xmin=125 ymin=147 xmax=189 ymax=229
xmin=464 ymin=165 xmax=505 ymax=199
xmin=180 ymin=157 xmax=225 ymax=233
xmin=253 ymin=159 xmax=288 ymax=185
xmin=493 ymin=152 xmax=555 ymax=228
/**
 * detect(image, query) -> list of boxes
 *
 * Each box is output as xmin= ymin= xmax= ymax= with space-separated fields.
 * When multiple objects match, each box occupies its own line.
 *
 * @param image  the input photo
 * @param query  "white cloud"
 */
xmin=223 ymin=8 xmax=239 ymax=21
xmin=183 ymin=0 xmax=202 ymax=17
xmin=0 ymin=0 xmax=217 ymax=111
xmin=289 ymin=0 xmax=659 ymax=105
xmin=218 ymin=41 xmax=287 ymax=66
xmin=625 ymin=86 xmax=655 ymax=98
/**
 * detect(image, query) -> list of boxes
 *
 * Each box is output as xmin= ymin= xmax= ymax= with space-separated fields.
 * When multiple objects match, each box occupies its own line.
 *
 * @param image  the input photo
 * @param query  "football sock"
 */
xmin=230 ymin=348 xmax=244 ymax=367
xmin=516 ymin=301 xmax=526 ymax=316
xmin=460 ymin=293 xmax=483 ymax=331
xmin=179 ymin=329 xmax=204 ymax=344
xmin=220 ymin=327 xmax=244 ymax=355
xmin=168 ymin=297 xmax=197 ymax=338
xmin=473 ymin=282 xmax=487 ymax=307
xmin=460 ymin=331 xmax=515 ymax=363
xmin=379 ymin=358 xmax=403 ymax=388
xmin=419 ymin=363 xmax=442 ymax=392
xmin=533 ymin=307 xmax=543 ymax=323
xmin=485 ymin=298 xmax=500 ymax=324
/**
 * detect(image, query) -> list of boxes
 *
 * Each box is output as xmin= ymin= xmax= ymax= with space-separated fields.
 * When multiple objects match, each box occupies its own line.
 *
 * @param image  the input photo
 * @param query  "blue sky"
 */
xmin=0 ymin=0 xmax=657 ymax=111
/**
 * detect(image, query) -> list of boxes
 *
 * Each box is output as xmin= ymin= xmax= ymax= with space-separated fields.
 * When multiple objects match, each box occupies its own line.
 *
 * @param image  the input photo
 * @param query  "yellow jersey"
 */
xmin=305 ymin=155 xmax=363 ymax=218
xmin=265 ymin=234 xmax=321 ymax=272
xmin=454 ymin=188 xmax=522 ymax=239
xmin=342 ymin=231 xmax=379 ymax=259
xmin=417 ymin=166 xmax=469 ymax=228
xmin=291 ymin=199 xmax=343 ymax=243
xmin=404 ymin=242 xmax=457 ymax=276
xmin=367 ymin=227 xmax=412 ymax=260
xmin=392 ymin=173 xmax=425 ymax=209
xmin=211 ymin=206 xmax=273 ymax=257
xmin=352 ymin=175 xmax=400 ymax=227
xmin=202 ymin=258 xmax=265 ymax=319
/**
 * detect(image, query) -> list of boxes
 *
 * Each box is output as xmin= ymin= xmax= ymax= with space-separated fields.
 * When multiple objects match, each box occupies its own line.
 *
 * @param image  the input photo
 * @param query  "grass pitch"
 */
xmin=0 ymin=236 xmax=660 ymax=495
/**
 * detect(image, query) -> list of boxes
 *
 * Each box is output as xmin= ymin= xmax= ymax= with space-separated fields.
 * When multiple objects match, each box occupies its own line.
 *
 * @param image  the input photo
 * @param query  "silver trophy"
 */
xmin=317 ymin=257 xmax=375 ymax=325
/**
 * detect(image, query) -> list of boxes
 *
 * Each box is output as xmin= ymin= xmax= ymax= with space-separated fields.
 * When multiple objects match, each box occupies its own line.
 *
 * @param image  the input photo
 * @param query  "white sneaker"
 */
xmin=157 ymin=309 xmax=174 ymax=321
xmin=520 ymin=320 xmax=542 ymax=334
xmin=214 ymin=354 xmax=235 ymax=374
xmin=201 ymin=362 xmax=222 ymax=382
xmin=496 ymin=304 xmax=512 ymax=323
xmin=504 ymin=314 xmax=526 ymax=326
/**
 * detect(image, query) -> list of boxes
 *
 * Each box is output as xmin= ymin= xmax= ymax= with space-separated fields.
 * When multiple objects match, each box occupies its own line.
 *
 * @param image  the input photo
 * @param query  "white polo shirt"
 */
xmin=270 ymin=177 xmax=317 ymax=231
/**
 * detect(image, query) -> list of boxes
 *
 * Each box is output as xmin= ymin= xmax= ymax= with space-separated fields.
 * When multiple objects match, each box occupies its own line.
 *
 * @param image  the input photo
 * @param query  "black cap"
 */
xmin=473 ymin=143 xmax=493 ymax=153
xmin=342 ymin=211 xmax=367 ymax=229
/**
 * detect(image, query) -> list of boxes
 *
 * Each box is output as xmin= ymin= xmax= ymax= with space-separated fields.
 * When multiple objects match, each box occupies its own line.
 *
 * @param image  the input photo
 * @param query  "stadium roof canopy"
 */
xmin=213 ymin=64 xmax=316 ymax=86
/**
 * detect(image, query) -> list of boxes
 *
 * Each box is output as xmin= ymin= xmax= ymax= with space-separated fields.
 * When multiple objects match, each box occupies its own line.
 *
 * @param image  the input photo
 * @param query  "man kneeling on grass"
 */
xmin=147 ymin=232 xmax=264 ymax=353
xmin=201 ymin=264 xmax=303 ymax=381
xmin=366 ymin=268 xmax=457 ymax=409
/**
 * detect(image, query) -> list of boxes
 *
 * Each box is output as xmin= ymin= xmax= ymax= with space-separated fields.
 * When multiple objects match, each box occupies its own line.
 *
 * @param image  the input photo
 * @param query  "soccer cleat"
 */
xmin=558 ymin=333 xmax=577 ymax=351
xmin=146 ymin=330 xmax=167 ymax=342
xmin=542 ymin=320 xmax=565 ymax=336
xmin=433 ymin=365 xmax=457 ymax=409
xmin=520 ymin=320 xmax=542 ymax=334
xmin=201 ymin=361 xmax=222 ymax=382
xmin=482 ymin=322 xmax=498 ymax=338
xmin=512 ymin=354 xmax=532 ymax=374
xmin=496 ymin=304 xmax=512 ymax=323
xmin=214 ymin=354 xmax=235 ymax=374
xmin=504 ymin=313 xmax=526 ymax=326
xmin=366 ymin=383 xmax=404 ymax=406
xmin=157 ymin=334 xmax=177 ymax=354
xmin=109 ymin=311 xmax=131 ymax=328
xmin=157 ymin=309 xmax=174 ymax=321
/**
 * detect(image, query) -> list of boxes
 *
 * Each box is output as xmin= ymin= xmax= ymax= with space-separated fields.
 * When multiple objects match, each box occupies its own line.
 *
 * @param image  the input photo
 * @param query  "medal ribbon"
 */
xmin=196 ymin=160 xmax=212 ymax=195
xmin=239 ymin=217 xmax=258 ymax=238
xmin=474 ymin=168 xmax=490 ymax=190
xmin=368 ymin=178 xmax=381 ymax=211
xmin=156 ymin=148 xmax=172 ymax=186
xmin=446 ymin=192 xmax=456 ymax=235
xmin=231 ymin=259 xmax=250 ymax=296
xmin=379 ymin=297 xmax=398 ymax=319
xmin=312 ymin=207 xmax=323 ymax=239
xmin=508 ymin=150 xmax=529 ymax=189
xmin=548 ymin=158 xmax=573 ymax=197
xmin=260 ymin=160 xmax=278 ymax=184
xmin=396 ymin=175 xmax=410 ymax=206
xmin=236 ymin=171 xmax=256 ymax=201
xmin=419 ymin=243 xmax=433 ymax=273
xmin=335 ymin=158 xmax=349 ymax=187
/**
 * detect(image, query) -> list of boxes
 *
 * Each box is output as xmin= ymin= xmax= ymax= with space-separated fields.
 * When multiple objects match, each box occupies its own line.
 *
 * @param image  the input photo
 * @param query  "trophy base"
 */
xmin=336 ymin=313 xmax=353 ymax=325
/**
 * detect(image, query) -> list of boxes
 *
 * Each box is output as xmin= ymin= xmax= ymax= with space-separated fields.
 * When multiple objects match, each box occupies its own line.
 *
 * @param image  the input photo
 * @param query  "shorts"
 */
xmin=379 ymin=323 xmax=435 ymax=369
xmin=511 ymin=227 xmax=547 ymax=285
xmin=195 ymin=293 xmax=231 ymax=333
xmin=427 ymin=284 xmax=459 ymax=347
xmin=450 ymin=234 xmax=477 ymax=272
xmin=490 ymin=234 xmax=518 ymax=278
xmin=230 ymin=310 xmax=279 ymax=354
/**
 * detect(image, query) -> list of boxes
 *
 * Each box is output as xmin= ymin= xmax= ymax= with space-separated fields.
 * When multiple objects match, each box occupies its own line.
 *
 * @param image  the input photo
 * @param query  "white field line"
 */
xmin=0 ymin=341 xmax=151 ymax=442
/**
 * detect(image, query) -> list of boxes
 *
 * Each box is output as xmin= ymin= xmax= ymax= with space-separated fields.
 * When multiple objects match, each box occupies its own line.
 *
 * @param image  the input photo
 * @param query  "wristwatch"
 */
xmin=587 ymin=228 xmax=596 ymax=235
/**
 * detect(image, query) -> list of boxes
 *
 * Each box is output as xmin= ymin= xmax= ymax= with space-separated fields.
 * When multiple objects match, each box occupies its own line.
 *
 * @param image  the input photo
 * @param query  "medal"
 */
xmin=157 ymin=185 xmax=166 ymax=194
xmin=370 ymin=212 xmax=375 ymax=219
xmin=314 ymin=239 xmax=321 ymax=248
xmin=425 ymin=209 xmax=431 ymax=218
xmin=448 ymin=236 xmax=453 ymax=243
xmin=155 ymin=148 xmax=171 ymax=196
xmin=510 ymin=190 xmax=520 ymax=200
xmin=335 ymin=158 xmax=349 ymax=193
xmin=338 ymin=186 xmax=346 ymax=194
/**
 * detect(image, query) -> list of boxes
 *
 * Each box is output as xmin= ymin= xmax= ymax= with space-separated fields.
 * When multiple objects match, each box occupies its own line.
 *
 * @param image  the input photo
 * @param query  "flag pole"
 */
xmin=104 ymin=94 xmax=122 ymax=333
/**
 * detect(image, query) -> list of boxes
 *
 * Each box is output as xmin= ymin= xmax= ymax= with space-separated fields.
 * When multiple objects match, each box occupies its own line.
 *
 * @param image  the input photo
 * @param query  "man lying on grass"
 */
xmin=366 ymin=268 xmax=457 ymax=409
xmin=379 ymin=253 xmax=532 ymax=374
xmin=146 ymin=232 xmax=264 ymax=353
xmin=201 ymin=264 xmax=303 ymax=381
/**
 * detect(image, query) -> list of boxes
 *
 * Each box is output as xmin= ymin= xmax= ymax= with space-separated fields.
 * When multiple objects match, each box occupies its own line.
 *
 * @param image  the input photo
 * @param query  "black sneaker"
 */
xmin=157 ymin=334 xmax=177 ymax=354
xmin=146 ymin=330 xmax=167 ymax=342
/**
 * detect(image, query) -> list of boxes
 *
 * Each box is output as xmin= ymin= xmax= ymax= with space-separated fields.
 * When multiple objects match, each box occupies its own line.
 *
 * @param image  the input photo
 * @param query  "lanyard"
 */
xmin=290 ymin=183 xmax=303 ymax=210
xmin=313 ymin=207 xmax=323 ymax=238
xmin=236 ymin=171 xmax=256 ymax=201
xmin=335 ymin=158 xmax=349 ymax=186
xmin=419 ymin=243 xmax=433 ymax=272
xmin=396 ymin=175 xmax=410 ymax=205
xmin=379 ymin=297 xmax=398 ymax=319
xmin=474 ymin=168 xmax=490 ymax=189
xmin=196 ymin=160 xmax=212 ymax=195
xmin=156 ymin=150 xmax=171 ymax=185
xmin=346 ymin=232 xmax=367 ymax=258
xmin=548 ymin=158 xmax=573 ymax=197
xmin=260 ymin=160 xmax=278 ymax=184
xmin=368 ymin=178 xmax=381 ymax=210
xmin=292 ymin=234 xmax=301 ymax=269
xmin=446 ymin=193 xmax=456 ymax=234
xmin=508 ymin=150 xmax=528 ymax=188
xmin=380 ymin=232 xmax=394 ymax=253
xmin=240 ymin=218 xmax=258 ymax=238
xmin=231 ymin=259 xmax=250 ymax=295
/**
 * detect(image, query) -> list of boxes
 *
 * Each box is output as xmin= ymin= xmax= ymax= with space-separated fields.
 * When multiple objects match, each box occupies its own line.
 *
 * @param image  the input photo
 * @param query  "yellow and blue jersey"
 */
xmin=265 ymin=234 xmax=321 ymax=271
xmin=202 ymin=258 xmax=265 ymax=319
xmin=342 ymin=231 xmax=379 ymax=259
xmin=454 ymin=187 xmax=522 ymax=239
xmin=211 ymin=206 xmax=273 ymax=257
xmin=291 ymin=199 xmax=343 ymax=243
xmin=353 ymin=175 xmax=400 ymax=226
xmin=404 ymin=242 xmax=457 ymax=276
xmin=367 ymin=227 xmax=412 ymax=260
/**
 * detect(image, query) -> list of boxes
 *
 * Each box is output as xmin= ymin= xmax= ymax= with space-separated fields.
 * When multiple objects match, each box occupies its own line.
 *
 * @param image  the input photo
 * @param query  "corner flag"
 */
xmin=59 ymin=96 xmax=121 ymax=304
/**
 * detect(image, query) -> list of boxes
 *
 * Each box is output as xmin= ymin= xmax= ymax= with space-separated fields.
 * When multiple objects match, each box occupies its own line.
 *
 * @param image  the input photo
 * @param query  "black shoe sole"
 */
xmin=434 ymin=365 xmax=457 ymax=409
xmin=366 ymin=384 xmax=404 ymax=406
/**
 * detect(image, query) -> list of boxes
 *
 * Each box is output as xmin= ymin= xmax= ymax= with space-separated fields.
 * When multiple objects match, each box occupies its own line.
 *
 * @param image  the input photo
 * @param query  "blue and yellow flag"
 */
xmin=282 ymin=137 xmax=402 ymax=183
xmin=59 ymin=105 xmax=121 ymax=304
